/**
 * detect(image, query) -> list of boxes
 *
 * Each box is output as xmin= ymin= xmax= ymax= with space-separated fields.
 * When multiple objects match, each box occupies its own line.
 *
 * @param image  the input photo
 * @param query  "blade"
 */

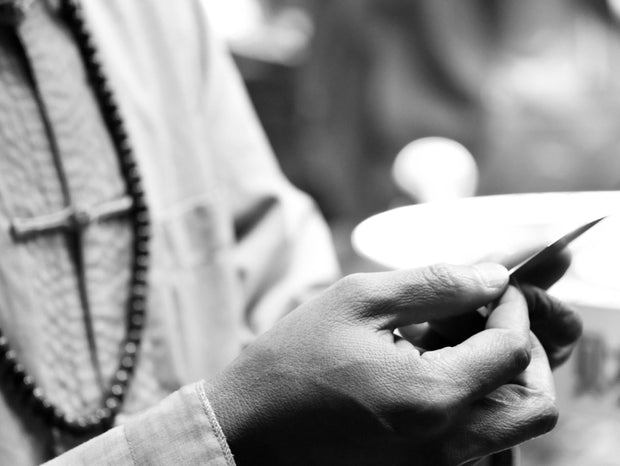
xmin=509 ymin=216 xmax=607 ymax=280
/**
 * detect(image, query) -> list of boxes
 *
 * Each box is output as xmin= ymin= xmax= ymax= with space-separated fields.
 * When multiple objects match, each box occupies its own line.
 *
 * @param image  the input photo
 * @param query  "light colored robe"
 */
xmin=0 ymin=0 xmax=339 ymax=463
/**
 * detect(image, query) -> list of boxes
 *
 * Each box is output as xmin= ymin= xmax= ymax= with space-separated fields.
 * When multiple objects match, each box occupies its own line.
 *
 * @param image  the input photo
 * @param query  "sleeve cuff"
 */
xmin=45 ymin=381 xmax=236 ymax=465
xmin=122 ymin=381 xmax=236 ymax=465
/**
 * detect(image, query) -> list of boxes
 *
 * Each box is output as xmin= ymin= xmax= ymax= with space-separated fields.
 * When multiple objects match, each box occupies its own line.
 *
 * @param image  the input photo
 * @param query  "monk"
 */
xmin=0 ymin=1 xmax=581 ymax=464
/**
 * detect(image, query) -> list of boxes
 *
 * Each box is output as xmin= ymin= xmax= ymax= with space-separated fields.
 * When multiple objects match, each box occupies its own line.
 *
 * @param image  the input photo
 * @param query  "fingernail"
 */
xmin=473 ymin=263 xmax=509 ymax=289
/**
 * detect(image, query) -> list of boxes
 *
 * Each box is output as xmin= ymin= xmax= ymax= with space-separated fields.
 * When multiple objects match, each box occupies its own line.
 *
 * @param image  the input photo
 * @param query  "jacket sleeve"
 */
xmin=195 ymin=3 xmax=341 ymax=338
xmin=44 ymin=382 xmax=234 ymax=466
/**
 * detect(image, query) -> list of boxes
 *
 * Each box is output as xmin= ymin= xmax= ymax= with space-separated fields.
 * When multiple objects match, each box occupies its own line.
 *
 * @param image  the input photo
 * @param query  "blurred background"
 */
xmin=204 ymin=1 xmax=620 ymax=464
xmin=205 ymin=0 xmax=620 ymax=268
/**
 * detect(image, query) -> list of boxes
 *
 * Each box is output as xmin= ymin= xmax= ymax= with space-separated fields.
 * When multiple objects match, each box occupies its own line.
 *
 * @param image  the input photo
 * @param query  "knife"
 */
xmin=509 ymin=216 xmax=607 ymax=281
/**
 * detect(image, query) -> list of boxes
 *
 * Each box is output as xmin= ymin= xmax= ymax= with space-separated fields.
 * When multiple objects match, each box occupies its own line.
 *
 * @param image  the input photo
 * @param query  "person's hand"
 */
xmin=404 ymin=252 xmax=582 ymax=369
xmin=206 ymin=264 xmax=558 ymax=465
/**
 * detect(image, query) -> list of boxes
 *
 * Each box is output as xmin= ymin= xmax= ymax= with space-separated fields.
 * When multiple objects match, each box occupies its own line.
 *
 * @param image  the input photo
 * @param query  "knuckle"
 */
xmin=396 ymin=379 xmax=455 ymax=431
xmin=530 ymin=394 xmax=559 ymax=434
xmin=500 ymin=330 xmax=531 ymax=370
xmin=333 ymin=273 xmax=379 ymax=311
xmin=422 ymin=263 xmax=461 ymax=296
xmin=422 ymin=390 xmax=459 ymax=427
xmin=540 ymin=401 xmax=560 ymax=433
xmin=335 ymin=273 xmax=371 ymax=298
xmin=432 ymin=396 xmax=456 ymax=422
xmin=528 ymin=288 xmax=583 ymax=337
xmin=414 ymin=403 xmax=452 ymax=433
xmin=557 ymin=305 xmax=584 ymax=342
xmin=549 ymin=345 xmax=575 ymax=369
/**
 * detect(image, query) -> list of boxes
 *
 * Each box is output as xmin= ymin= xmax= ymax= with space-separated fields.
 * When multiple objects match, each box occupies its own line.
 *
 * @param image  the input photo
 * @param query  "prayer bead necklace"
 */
xmin=0 ymin=0 xmax=150 ymax=436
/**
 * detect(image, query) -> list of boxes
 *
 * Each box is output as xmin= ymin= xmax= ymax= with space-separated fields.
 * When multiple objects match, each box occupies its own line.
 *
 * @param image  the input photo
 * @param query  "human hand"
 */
xmin=207 ymin=264 xmax=558 ymax=465
xmin=404 ymin=252 xmax=582 ymax=369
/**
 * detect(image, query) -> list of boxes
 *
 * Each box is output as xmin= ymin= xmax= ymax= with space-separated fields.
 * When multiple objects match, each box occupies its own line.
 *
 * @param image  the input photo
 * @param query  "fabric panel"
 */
xmin=45 ymin=382 xmax=235 ymax=465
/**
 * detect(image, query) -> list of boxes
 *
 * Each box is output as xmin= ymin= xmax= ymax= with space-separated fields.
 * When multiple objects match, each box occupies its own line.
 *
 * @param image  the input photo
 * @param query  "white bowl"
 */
xmin=352 ymin=191 xmax=620 ymax=307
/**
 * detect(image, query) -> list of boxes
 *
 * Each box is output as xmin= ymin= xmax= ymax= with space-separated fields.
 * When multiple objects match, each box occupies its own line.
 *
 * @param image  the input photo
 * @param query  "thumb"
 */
xmin=337 ymin=263 xmax=508 ymax=329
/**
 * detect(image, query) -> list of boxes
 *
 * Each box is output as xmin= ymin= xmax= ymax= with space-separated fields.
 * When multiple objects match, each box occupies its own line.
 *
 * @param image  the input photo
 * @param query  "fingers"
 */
xmin=511 ymin=249 xmax=572 ymax=290
xmin=485 ymin=285 xmax=530 ymax=334
xmin=515 ymin=332 xmax=555 ymax=393
xmin=458 ymin=388 xmax=557 ymax=462
xmin=521 ymin=284 xmax=583 ymax=368
xmin=419 ymin=286 xmax=531 ymax=402
xmin=456 ymin=333 xmax=557 ymax=462
xmin=416 ymin=250 xmax=570 ymax=347
xmin=425 ymin=310 xmax=486 ymax=347
xmin=415 ymin=283 xmax=581 ymax=371
xmin=407 ymin=288 xmax=557 ymax=464
xmin=336 ymin=263 xmax=508 ymax=329
xmin=398 ymin=323 xmax=452 ymax=350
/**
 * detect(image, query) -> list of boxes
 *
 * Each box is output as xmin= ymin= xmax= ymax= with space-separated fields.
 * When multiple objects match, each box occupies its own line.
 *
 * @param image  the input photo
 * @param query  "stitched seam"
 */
xmin=196 ymin=382 xmax=236 ymax=466
xmin=123 ymin=426 xmax=139 ymax=466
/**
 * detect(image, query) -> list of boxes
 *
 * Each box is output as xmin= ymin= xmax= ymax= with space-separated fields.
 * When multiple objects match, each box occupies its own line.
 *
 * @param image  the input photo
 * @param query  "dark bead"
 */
xmin=118 ymin=139 xmax=132 ymax=155
xmin=135 ymin=227 xmax=151 ymax=242
xmin=72 ymin=209 xmax=91 ymax=230
xmin=120 ymin=356 xmax=134 ymax=371
xmin=135 ymin=215 xmax=150 ymax=230
xmin=113 ymin=137 xmax=129 ymax=155
xmin=32 ymin=387 xmax=44 ymax=401
xmin=134 ymin=255 xmax=149 ymax=269
xmin=132 ymin=298 xmax=146 ymax=312
xmin=77 ymin=417 xmax=89 ymax=429
xmin=0 ymin=1 xmax=27 ymax=26
xmin=0 ymin=335 xmax=8 ymax=353
xmin=96 ymin=408 xmax=111 ymax=421
xmin=108 ymin=107 xmax=122 ymax=124
xmin=101 ymin=100 xmax=118 ymax=117
xmin=61 ymin=0 xmax=77 ymax=13
xmin=85 ymin=60 xmax=102 ymax=76
xmin=133 ymin=196 xmax=148 ymax=210
xmin=130 ymin=182 xmax=144 ymax=197
xmin=52 ymin=408 xmax=65 ymax=426
xmin=12 ymin=363 xmax=26 ymax=384
xmin=1 ymin=351 xmax=16 ymax=375
xmin=124 ymin=342 xmax=138 ymax=355
xmin=129 ymin=313 xmax=145 ymax=329
xmin=120 ymin=153 xmax=135 ymax=166
xmin=126 ymin=166 xmax=140 ymax=182
xmin=105 ymin=397 xmax=120 ymax=411
xmin=132 ymin=284 xmax=148 ymax=298
xmin=82 ymin=36 xmax=97 ymax=56
xmin=134 ymin=211 xmax=149 ymax=225
xmin=110 ymin=384 xmax=124 ymax=397
xmin=4 ymin=349 xmax=16 ymax=363
xmin=41 ymin=398 xmax=53 ymax=415
xmin=35 ymin=395 xmax=54 ymax=420
xmin=90 ymin=69 xmax=106 ymax=86
xmin=86 ymin=414 xmax=101 ymax=427
xmin=62 ymin=416 xmax=81 ymax=434
xmin=97 ymin=79 xmax=112 ymax=98
xmin=73 ymin=24 xmax=89 ymax=42
xmin=115 ymin=370 xmax=129 ymax=384
xmin=132 ymin=272 xmax=148 ymax=286
xmin=22 ymin=375 xmax=35 ymax=390
xmin=127 ymin=329 xmax=142 ymax=343
xmin=66 ymin=0 xmax=83 ymax=16
xmin=133 ymin=269 xmax=148 ymax=283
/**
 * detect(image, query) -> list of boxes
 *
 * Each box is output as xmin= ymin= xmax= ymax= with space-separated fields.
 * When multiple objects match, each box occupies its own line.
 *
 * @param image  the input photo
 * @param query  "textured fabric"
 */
xmin=0 ymin=0 xmax=339 ymax=463
xmin=0 ymin=1 xmax=132 ymax=461
xmin=45 ymin=382 xmax=235 ymax=466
